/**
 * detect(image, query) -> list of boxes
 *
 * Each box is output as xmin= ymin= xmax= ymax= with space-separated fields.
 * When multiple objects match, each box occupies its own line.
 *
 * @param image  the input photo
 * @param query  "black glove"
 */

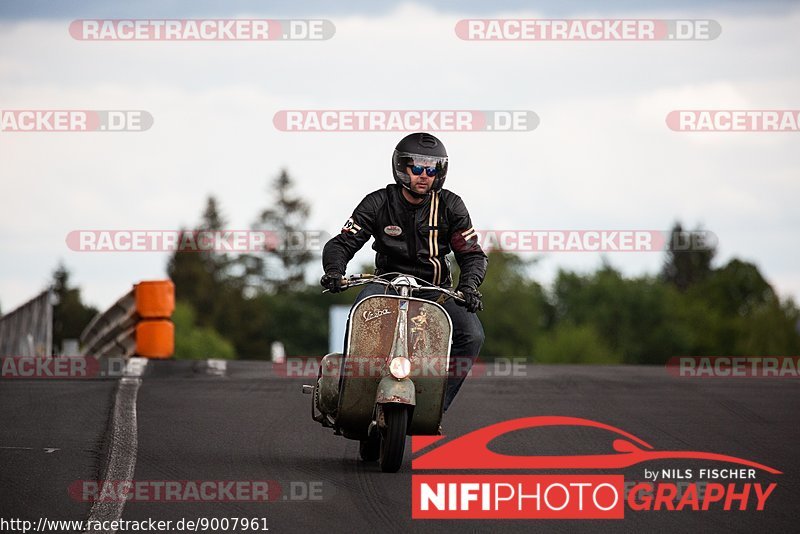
xmin=320 ymin=271 xmax=345 ymax=293
xmin=456 ymin=285 xmax=483 ymax=313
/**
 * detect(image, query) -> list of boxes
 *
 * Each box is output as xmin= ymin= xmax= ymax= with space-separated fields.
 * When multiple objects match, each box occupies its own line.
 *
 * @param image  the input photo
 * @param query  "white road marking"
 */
xmin=207 ymin=359 xmax=227 ymax=376
xmin=0 ymin=446 xmax=60 ymax=453
xmin=84 ymin=358 xmax=147 ymax=534
xmin=123 ymin=357 xmax=148 ymax=377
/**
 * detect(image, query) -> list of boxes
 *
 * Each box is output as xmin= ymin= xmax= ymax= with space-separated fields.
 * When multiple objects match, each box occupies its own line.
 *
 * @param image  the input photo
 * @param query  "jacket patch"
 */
xmin=342 ymin=217 xmax=361 ymax=235
xmin=384 ymin=225 xmax=402 ymax=237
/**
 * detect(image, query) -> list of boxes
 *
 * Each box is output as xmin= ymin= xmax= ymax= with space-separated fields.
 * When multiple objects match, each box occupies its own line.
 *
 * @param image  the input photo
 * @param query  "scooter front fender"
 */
xmin=375 ymin=375 xmax=416 ymax=406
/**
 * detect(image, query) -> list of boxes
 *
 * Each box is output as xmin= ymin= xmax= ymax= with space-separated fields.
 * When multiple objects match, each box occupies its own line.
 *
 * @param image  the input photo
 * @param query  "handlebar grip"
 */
xmin=322 ymin=275 xmax=348 ymax=293
xmin=322 ymin=273 xmax=374 ymax=292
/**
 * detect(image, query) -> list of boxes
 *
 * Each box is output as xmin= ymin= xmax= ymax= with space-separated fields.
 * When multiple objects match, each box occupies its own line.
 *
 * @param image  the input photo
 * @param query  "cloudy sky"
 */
xmin=0 ymin=0 xmax=798 ymax=313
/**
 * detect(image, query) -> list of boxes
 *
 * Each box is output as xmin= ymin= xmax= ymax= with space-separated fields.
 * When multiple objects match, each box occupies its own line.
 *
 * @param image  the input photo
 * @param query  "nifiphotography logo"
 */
xmin=411 ymin=416 xmax=780 ymax=519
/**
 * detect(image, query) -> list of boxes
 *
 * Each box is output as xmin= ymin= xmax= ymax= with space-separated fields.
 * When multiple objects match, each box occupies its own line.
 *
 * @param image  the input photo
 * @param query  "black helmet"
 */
xmin=392 ymin=132 xmax=448 ymax=198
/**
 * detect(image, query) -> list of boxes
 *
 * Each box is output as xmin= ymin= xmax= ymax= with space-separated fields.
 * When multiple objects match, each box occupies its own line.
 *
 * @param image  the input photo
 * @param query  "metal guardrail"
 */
xmin=0 ymin=289 xmax=54 ymax=357
xmin=79 ymin=290 xmax=137 ymax=359
xmin=80 ymin=280 xmax=174 ymax=360
xmin=1 ymin=280 xmax=172 ymax=361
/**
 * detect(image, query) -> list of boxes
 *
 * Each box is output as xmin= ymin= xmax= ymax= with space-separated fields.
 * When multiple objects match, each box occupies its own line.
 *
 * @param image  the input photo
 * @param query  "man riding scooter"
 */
xmin=320 ymin=132 xmax=488 ymax=413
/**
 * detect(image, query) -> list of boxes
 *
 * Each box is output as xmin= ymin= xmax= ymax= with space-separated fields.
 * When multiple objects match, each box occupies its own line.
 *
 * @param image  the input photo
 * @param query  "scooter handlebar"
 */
xmin=324 ymin=273 xmax=464 ymax=302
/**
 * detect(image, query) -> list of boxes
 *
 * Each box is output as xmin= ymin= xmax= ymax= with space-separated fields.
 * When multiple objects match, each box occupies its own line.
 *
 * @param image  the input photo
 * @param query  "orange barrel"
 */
xmin=136 ymin=320 xmax=174 ymax=359
xmin=135 ymin=280 xmax=175 ymax=318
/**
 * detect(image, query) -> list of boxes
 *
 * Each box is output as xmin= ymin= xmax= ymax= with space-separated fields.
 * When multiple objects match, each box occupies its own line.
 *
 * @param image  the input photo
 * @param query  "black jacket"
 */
xmin=322 ymin=184 xmax=488 ymax=289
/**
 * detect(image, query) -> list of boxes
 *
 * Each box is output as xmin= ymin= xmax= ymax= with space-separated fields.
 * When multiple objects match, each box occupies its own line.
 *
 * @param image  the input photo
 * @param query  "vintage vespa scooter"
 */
xmin=302 ymin=273 xmax=463 ymax=472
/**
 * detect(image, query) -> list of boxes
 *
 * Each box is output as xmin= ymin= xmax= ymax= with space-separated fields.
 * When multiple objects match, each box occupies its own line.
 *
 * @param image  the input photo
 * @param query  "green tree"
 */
xmin=553 ymin=265 xmax=701 ymax=364
xmin=690 ymin=259 xmax=800 ymax=355
xmin=252 ymin=169 xmax=314 ymax=293
xmin=732 ymin=298 xmax=800 ymax=356
xmin=469 ymin=251 xmax=552 ymax=360
xmin=167 ymin=226 xmax=215 ymax=326
xmin=661 ymin=222 xmax=716 ymax=291
xmin=167 ymin=196 xmax=243 ymax=328
xmin=172 ymin=301 xmax=236 ymax=359
xmin=550 ymin=255 xmax=800 ymax=364
xmin=51 ymin=263 xmax=98 ymax=354
xmin=695 ymin=259 xmax=775 ymax=316
xmin=536 ymin=323 xmax=619 ymax=364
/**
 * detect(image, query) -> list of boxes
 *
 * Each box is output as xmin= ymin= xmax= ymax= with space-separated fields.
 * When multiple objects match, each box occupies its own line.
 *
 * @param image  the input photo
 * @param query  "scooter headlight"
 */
xmin=389 ymin=357 xmax=411 ymax=379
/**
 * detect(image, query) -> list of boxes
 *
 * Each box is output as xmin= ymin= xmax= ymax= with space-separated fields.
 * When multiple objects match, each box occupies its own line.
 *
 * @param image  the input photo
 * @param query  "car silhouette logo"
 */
xmin=412 ymin=416 xmax=781 ymax=474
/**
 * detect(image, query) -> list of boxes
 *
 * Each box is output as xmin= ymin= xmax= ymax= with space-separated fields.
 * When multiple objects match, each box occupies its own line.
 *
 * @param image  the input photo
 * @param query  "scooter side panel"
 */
xmin=405 ymin=299 xmax=451 ymax=434
xmin=316 ymin=353 xmax=341 ymax=416
xmin=336 ymin=295 xmax=400 ymax=439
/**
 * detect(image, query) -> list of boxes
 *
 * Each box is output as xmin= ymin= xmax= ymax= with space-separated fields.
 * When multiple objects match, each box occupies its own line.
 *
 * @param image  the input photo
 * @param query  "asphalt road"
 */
xmin=1 ymin=360 xmax=798 ymax=533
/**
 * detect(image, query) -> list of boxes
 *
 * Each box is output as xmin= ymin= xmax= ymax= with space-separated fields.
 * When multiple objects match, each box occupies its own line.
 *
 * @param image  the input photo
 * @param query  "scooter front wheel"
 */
xmin=379 ymin=404 xmax=409 ymax=473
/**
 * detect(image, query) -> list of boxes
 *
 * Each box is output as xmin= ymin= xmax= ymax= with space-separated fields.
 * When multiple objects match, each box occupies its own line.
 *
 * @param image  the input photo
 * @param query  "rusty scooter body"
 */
xmin=303 ymin=273 xmax=463 ymax=472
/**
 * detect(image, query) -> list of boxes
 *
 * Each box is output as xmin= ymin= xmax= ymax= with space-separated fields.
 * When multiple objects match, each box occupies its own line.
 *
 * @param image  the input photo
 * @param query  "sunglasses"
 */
xmin=407 ymin=164 xmax=439 ymax=177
